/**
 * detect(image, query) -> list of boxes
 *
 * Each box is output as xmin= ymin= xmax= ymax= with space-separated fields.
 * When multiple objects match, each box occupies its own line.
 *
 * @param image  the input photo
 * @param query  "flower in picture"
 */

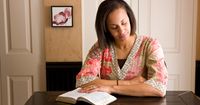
xmin=52 ymin=7 xmax=72 ymax=26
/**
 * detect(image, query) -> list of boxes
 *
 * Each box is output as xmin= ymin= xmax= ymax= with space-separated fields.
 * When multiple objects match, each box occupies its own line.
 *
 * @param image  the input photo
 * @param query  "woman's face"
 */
xmin=106 ymin=8 xmax=131 ymax=42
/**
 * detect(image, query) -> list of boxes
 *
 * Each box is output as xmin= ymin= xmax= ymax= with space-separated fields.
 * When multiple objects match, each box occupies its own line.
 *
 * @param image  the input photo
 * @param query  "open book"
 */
xmin=56 ymin=88 xmax=117 ymax=105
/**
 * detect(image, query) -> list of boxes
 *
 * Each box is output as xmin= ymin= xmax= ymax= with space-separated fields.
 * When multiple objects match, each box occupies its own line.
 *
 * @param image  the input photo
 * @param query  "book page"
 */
xmin=78 ymin=91 xmax=117 ymax=105
xmin=56 ymin=88 xmax=87 ymax=104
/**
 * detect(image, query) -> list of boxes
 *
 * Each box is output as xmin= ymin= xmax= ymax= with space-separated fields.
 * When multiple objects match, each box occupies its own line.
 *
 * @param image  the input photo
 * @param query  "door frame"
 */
xmin=192 ymin=0 xmax=198 ymax=92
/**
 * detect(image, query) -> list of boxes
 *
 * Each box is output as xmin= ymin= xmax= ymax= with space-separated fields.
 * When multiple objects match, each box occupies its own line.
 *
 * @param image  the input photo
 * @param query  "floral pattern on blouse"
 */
xmin=76 ymin=35 xmax=168 ymax=95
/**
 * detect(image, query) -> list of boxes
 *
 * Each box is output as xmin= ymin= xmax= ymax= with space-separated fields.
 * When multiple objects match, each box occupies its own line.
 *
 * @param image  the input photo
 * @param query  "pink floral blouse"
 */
xmin=76 ymin=35 xmax=168 ymax=95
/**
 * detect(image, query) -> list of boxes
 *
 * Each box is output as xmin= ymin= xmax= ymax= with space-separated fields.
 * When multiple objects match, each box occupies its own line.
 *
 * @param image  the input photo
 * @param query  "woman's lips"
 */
xmin=118 ymin=33 xmax=127 ymax=40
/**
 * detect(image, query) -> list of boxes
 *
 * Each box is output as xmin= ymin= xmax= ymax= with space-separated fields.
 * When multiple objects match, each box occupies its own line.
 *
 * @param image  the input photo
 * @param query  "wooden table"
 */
xmin=25 ymin=91 xmax=200 ymax=105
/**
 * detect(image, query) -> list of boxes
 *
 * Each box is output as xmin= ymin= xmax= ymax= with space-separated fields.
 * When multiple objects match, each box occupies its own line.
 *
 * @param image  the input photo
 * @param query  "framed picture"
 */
xmin=51 ymin=6 xmax=73 ymax=27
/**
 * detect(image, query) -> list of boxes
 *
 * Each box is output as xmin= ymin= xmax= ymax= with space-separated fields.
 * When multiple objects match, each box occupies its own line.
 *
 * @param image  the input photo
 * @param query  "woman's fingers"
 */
xmin=79 ymin=85 xmax=98 ymax=93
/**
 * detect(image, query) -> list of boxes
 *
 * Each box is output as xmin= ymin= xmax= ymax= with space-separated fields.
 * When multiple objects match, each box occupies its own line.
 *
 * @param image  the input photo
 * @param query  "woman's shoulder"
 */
xmin=138 ymin=35 xmax=160 ymax=45
xmin=90 ymin=42 xmax=109 ymax=50
xmin=89 ymin=42 xmax=111 ymax=54
xmin=139 ymin=35 xmax=156 ymax=41
xmin=89 ymin=42 xmax=101 ymax=52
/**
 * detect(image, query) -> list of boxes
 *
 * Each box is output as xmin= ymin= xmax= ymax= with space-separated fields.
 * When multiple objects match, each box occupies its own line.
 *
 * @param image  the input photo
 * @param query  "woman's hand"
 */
xmin=78 ymin=85 xmax=112 ymax=94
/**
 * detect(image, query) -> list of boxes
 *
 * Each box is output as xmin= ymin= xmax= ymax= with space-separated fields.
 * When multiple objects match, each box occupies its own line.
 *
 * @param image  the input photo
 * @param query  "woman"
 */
xmin=76 ymin=0 xmax=168 ymax=97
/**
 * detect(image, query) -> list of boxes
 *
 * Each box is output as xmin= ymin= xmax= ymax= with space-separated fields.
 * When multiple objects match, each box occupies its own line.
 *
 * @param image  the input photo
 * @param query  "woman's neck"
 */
xmin=115 ymin=35 xmax=136 ymax=50
xmin=114 ymin=35 xmax=136 ymax=59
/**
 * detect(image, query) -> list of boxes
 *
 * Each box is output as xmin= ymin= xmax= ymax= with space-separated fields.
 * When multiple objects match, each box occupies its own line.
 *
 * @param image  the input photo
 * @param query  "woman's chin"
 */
xmin=118 ymin=35 xmax=129 ymax=41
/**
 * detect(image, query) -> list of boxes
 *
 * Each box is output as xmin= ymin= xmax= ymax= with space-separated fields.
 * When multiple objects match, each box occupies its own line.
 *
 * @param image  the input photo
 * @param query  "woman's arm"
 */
xmin=79 ymin=76 xmax=145 ymax=87
xmin=78 ymin=76 xmax=164 ymax=97
xmin=110 ymin=83 xmax=164 ymax=97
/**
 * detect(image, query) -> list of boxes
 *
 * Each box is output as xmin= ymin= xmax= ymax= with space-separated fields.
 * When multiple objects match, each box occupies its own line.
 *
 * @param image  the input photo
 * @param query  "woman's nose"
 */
xmin=118 ymin=26 xmax=124 ymax=34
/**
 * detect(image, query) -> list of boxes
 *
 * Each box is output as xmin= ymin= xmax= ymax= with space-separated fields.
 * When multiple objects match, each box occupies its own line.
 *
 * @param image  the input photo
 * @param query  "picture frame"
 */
xmin=51 ymin=6 xmax=73 ymax=27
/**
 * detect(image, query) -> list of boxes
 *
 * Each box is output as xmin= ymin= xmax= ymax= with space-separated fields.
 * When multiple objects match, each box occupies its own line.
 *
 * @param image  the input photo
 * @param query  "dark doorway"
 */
xmin=195 ymin=60 xmax=200 ymax=97
xmin=46 ymin=62 xmax=82 ymax=91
